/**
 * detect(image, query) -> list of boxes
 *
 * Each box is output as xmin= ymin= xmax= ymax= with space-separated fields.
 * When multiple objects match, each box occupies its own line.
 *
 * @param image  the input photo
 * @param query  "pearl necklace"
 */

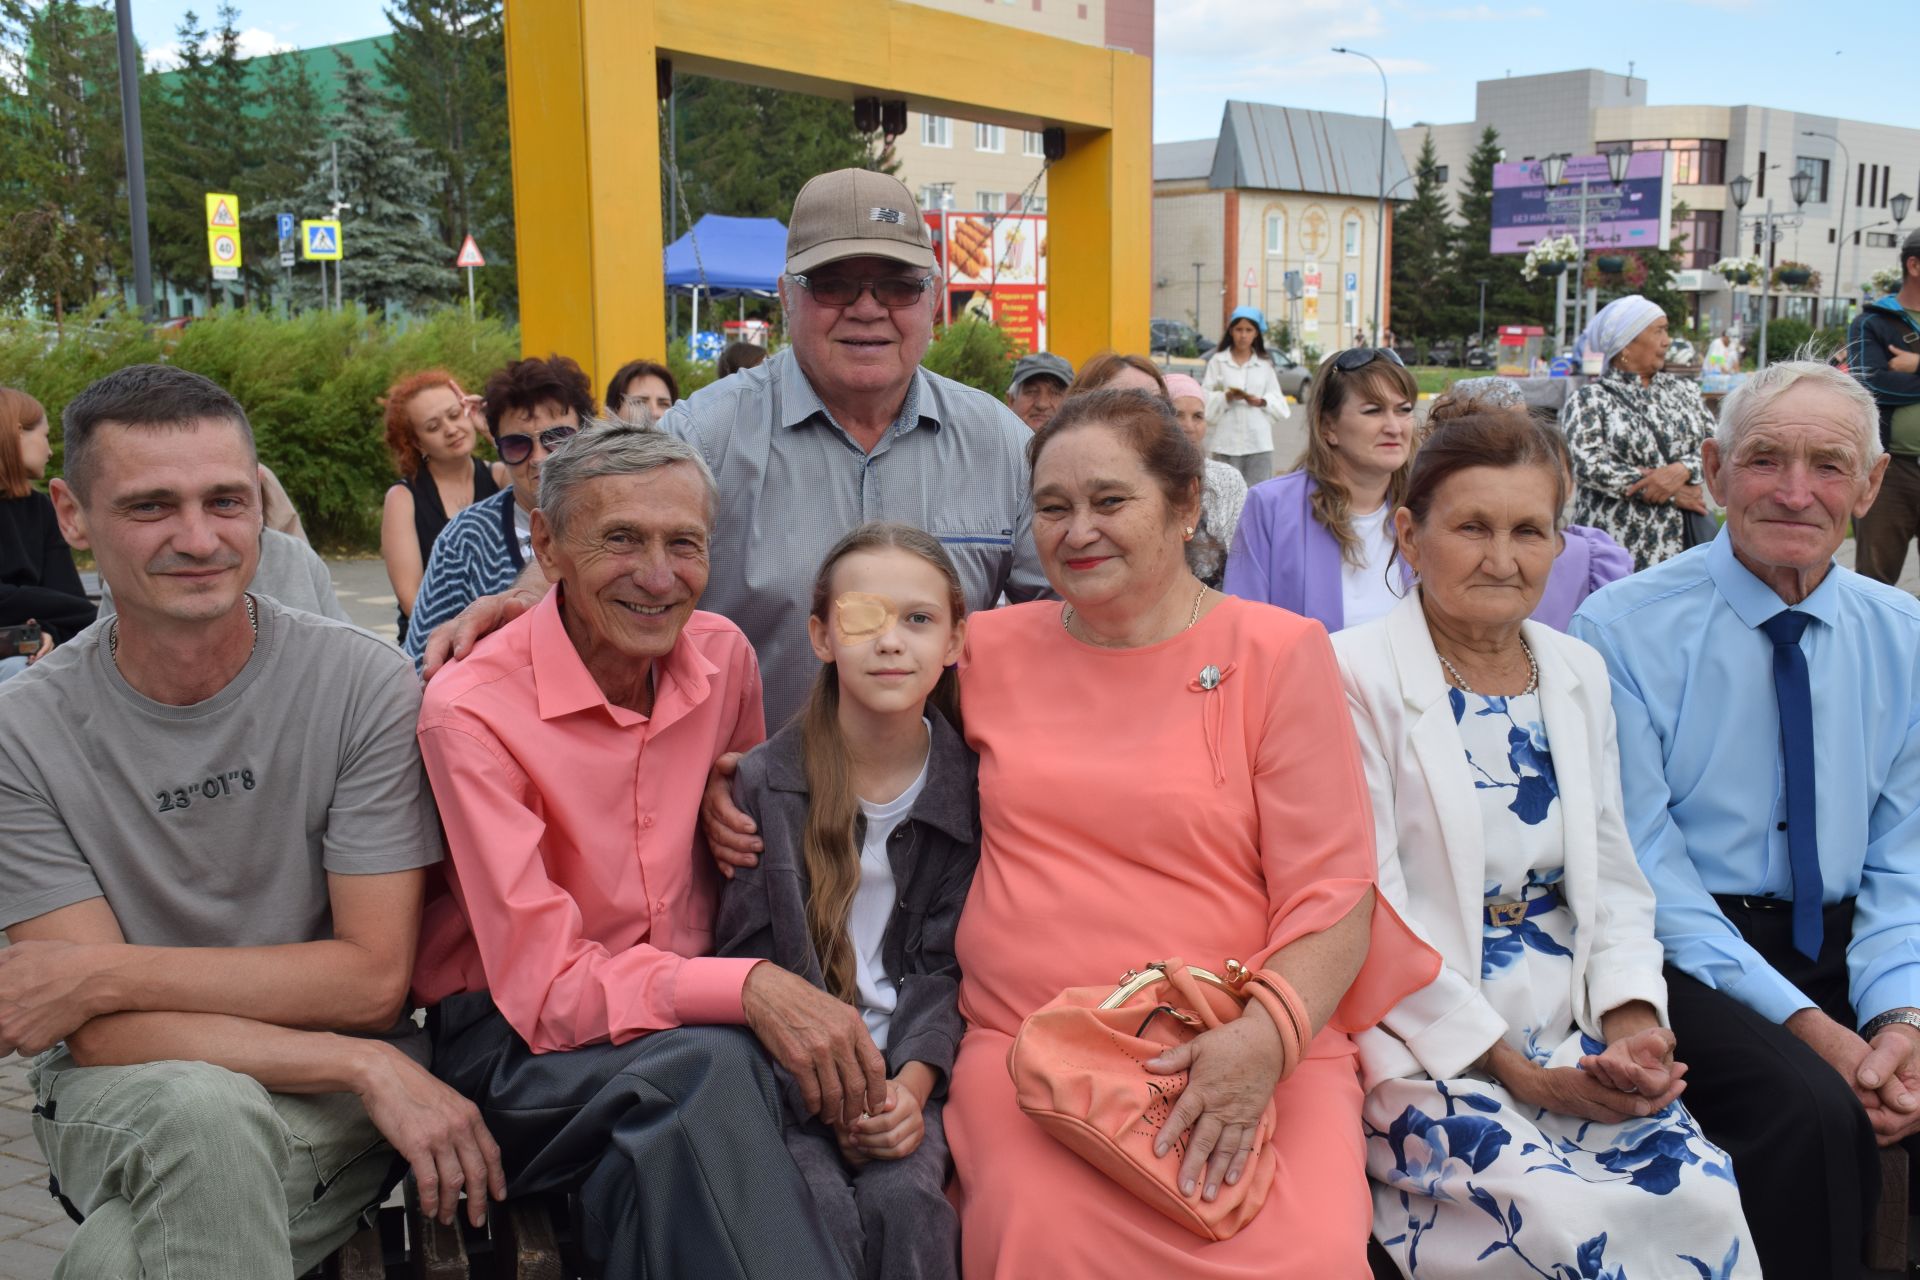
xmin=110 ymin=593 xmax=257 ymax=662
xmin=1436 ymin=638 xmax=1538 ymax=697
xmin=1062 ymin=584 xmax=1210 ymax=644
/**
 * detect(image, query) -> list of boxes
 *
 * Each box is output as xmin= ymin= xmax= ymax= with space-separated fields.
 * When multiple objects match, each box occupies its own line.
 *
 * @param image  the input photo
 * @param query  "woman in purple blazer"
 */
xmin=1224 ymin=374 xmax=1631 ymax=632
xmin=1223 ymin=348 xmax=1419 ymax=632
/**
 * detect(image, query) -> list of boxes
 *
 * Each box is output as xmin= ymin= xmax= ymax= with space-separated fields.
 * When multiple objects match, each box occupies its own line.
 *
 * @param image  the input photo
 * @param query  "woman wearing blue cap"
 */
xmin=1202 ymin=306 xmax=1292 ymax=485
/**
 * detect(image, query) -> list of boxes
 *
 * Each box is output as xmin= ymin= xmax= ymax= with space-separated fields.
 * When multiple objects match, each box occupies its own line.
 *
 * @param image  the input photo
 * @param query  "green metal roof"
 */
xmin=151 ymin=33 xmax=394 ymax=116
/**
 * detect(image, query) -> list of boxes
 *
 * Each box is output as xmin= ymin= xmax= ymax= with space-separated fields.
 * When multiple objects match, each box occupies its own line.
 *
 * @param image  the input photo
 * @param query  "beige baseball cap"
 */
xmin=786 ymin=168 xmax=936 ymax=276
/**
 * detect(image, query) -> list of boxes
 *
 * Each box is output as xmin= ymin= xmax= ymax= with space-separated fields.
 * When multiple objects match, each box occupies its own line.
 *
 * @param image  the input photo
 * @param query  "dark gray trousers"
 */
xmin=783 ymin=1107 xmax=957 ymax=1280
xmin=428 ymin=991 xmax=852 ymax=1280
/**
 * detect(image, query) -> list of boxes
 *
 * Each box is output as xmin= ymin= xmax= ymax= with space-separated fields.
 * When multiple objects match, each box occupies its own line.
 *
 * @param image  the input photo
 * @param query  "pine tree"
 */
xmin=1388 ymin=132 xmax=1454 ymax=345
xmin=0 ymin=1 xmax=124 ymax=323
xmin=144 ymin=8 xmax=220 ymax=303
xmin=378 ymin=0 xmax=513 ymax=309
xmin=668 ymin=75 xmax=888 ymax=227
xmin=288 ymin=55 xmax=451 ymax=311
xmin=248 ymin=46 xmax=324 ymax=304
xmin=1451 ymin=125 xmax=1547 ymax=341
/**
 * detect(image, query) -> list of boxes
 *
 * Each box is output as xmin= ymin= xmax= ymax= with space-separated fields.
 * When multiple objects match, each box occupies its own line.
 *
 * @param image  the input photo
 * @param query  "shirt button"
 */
xmin=653 ymin=899 xmax=667 ymax=913
xmin=643 ymin=815 xmax=655 ymax=829
xmin=1776 ymin=821 xmax=1787 ymax=831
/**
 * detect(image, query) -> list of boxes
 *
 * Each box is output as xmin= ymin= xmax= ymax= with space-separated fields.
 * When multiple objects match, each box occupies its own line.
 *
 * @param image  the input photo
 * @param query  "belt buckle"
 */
xmin=1487 ymin=900 xmax=1529 ymax=927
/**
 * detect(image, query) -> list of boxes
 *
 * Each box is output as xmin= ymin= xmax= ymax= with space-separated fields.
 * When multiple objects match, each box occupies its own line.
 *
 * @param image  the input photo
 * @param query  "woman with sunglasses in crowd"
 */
xmin=1222 ymin=347 xmax=1420 ymax=633
xmin=401 ymin=355 xmax=593 ymax=671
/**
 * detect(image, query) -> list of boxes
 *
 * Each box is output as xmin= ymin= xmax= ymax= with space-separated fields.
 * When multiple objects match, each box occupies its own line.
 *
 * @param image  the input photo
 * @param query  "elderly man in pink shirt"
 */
xmin=411 ymin=424 xmax=872 ymax=1280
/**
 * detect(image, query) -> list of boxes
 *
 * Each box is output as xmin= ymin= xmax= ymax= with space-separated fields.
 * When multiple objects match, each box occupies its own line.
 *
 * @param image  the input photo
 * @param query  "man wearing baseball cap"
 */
xmin=424 ymin=168 xmax=1043 ymax=726
xmin=1005 ymin=351 xmax=1073 ymax=431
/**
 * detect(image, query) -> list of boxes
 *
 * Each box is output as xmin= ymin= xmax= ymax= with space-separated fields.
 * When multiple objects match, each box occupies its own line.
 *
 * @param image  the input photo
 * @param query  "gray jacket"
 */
xmin=716 ymin=711 xmax=978 ymax=1095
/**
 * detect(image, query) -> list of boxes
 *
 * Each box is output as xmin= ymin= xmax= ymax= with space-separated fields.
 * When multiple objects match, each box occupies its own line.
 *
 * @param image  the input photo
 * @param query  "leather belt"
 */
xmin=1484 ymin=887 xmax=1563 ymax=928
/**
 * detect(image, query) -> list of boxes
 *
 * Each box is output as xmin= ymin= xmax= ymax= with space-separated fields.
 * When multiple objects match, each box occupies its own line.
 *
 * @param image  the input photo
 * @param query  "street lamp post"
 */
xmin=1849 ymin=194 xmax=1911 ymax=303
xmin=1801 ymin=130 xmax=1852 ymax=328
xmin=1333 ymin=46 xmax=1389 ymax=343
xmin=112 ymin=0 xmax=153 ymax=318
xmin=1542 ymin=148 xmax=1632 ymax=353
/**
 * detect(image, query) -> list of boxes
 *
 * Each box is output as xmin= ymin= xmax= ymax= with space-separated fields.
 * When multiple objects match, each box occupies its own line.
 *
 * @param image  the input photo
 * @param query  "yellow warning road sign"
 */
xmin=205 ymin=192 xmax=242 ymax=269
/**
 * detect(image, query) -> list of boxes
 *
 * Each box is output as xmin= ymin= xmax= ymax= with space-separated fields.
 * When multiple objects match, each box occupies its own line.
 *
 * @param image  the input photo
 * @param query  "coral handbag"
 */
xmin=1006 ymin=958 xmax=1280 ymax=1241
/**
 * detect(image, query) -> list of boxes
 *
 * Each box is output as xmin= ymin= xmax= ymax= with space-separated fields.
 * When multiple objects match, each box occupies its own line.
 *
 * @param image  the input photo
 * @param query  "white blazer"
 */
xmin=1332 ymin=590 xmax=1668 ymax=1090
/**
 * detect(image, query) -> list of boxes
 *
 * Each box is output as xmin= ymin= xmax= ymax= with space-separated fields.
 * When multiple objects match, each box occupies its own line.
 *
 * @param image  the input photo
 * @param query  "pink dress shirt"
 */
xmin=411 ymin=589 xmax=767 ymax=1053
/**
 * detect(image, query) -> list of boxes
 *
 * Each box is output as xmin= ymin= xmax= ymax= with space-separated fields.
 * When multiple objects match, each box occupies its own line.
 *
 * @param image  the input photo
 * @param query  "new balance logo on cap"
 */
xmin=786 ymin=168 xmax=935 ymax=275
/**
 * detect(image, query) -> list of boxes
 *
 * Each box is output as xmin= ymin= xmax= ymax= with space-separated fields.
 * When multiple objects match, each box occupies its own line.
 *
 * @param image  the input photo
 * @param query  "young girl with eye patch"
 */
xmin=715 ymin=521 xmax=977 ymax=1280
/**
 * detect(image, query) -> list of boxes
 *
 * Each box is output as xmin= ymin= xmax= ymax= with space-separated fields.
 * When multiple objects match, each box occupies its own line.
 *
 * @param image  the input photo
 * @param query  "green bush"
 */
xmin=666 ymin=338 xmax=719 ymax=399
xmin=1763 ymin=317 xmax=1815 ymax=367
xmin=921 ymin=319 xmax=1019 ymax=395
xmin=4 ymin=304 xmax=518 ymax=548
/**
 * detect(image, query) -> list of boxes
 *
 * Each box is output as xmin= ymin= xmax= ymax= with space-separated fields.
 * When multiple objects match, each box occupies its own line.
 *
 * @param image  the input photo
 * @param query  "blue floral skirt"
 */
xmin=1363 ymin=900 xmax=1756 ymax=1279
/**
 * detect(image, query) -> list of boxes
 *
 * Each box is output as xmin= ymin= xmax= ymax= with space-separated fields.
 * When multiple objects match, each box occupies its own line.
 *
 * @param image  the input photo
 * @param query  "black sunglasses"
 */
xmin=495 ymin=424 xmax=577 ymax=466
xmin=1331 ymin=347 xmax=1406 ymax=372
xmin=789 ymin=273 xmax=934 ymax=309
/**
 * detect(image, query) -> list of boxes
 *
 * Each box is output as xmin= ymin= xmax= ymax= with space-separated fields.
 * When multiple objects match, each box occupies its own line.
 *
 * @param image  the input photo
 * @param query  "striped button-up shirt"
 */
xmin=662 ymin=349 xmax=1046 ymax=728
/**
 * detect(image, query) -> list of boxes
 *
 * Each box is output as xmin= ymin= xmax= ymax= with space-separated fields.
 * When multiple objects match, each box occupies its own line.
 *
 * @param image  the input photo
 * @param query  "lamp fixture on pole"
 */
xmin=1729 ymin=173 xmax=1752 ymax=211
xmin=1790 ymin=170 xmax=1814 ymax=209
xmin=1801 ymin=129 xmax=1851 ymax=327
xmin=1604 ymin=145 xmax=1632 ymax=185
xmin=1542 ymin=152 xmax=1568 ymax=189
xmin=1893 ymin=192 xmax=1913 ymax=227
xmin=1333 ymin=46 xmax=1389 ymax=342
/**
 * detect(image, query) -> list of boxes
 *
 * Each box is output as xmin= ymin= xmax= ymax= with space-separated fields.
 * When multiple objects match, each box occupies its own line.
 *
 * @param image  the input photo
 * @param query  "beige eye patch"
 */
xmin=833 ymin=592 xmax=898 ymax=644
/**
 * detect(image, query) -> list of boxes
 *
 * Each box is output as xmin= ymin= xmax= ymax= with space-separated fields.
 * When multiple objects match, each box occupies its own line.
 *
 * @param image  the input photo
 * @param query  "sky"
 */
xmin=131 ymin=0 xmax=1901 ymax=143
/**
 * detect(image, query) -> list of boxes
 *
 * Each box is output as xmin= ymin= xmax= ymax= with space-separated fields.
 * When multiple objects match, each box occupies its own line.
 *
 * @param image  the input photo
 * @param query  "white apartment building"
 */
xmin=1400 ymin=69 xmax=1920 ymax=333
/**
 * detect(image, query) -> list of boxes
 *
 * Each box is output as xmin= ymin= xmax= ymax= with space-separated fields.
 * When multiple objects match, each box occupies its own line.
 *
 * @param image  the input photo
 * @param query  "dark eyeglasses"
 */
xmin=789 ymin=273 xmax=934 ymax=309
xmin=494 ymin=424 xmax=577 ymax=466
xmin=1331 ymin=347 xmax=1406 ymax=372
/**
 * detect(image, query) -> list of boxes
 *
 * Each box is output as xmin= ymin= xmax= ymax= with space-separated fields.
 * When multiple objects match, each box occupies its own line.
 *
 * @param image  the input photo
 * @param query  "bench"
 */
xmin=319 ymin=1182 xmax=572 ymax=1280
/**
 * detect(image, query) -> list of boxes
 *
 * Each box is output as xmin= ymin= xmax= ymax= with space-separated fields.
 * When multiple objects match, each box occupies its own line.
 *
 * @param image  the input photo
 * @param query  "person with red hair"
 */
xmin=379 ymin=369 xmax=505 ymax=646
xmin=0 ymin=385 xmax=93 ymax=679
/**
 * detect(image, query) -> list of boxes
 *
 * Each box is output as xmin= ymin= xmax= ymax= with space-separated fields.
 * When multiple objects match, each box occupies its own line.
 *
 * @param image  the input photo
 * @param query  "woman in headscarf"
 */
xmin=1560 ymin=295 xmax=1713 ymax=569
xmin=1202 ymin=305 xmax=1292 ymax=485
xmin=1166 ymin=372 xmax=1247 ymax=588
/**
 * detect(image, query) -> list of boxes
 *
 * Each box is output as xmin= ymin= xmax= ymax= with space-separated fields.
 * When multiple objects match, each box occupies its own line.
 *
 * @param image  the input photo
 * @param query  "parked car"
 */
xmin=1665 ymin=336 xmax=1698 ymax=368
xmin=1425 ymin=338 xmax=1461 ymax=367
xmin=1464 ymin=342 xmax=1495 ymax=370
xmin=1149 ymin=318 xmax=1209 ymax=358
xmin=1269 ymin=348 xmax=1313 ymax=403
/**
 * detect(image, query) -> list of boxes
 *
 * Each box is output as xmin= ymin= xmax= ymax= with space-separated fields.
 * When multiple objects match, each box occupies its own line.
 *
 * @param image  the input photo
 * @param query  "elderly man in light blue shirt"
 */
xmin=1571 ymin=359 xmax=1920 ymax=1279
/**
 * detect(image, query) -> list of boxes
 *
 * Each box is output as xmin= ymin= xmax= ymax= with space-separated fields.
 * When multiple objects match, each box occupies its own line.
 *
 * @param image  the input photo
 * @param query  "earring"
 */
xmin=1183 ymin=526 xmax=1194 ymax=540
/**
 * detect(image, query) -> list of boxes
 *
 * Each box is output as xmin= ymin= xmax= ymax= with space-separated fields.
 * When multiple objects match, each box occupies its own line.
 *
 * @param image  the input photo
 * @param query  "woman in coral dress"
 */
xmin=945 ymin=388 xmax=1439 ymax=1278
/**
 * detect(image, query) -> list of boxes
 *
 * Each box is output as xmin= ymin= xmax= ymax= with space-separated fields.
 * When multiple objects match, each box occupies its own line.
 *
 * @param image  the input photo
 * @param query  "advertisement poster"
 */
xmin=927 ymin=211 xmax=1048 ymax=352
xmin=1490 ymin=151 xmax=1671 ymax=255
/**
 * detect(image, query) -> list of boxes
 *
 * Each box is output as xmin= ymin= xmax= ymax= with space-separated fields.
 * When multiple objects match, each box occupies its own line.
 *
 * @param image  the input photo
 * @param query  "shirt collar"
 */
xmin=1706 ymin=528 xmax=1845 ymax=630
xmin=762 ymin=709 xmax=976 ymax=843
xmin=529 ymin=587 xmax=719 ymax=727
xmin=777 ymin=348 xmax=942 ymax=442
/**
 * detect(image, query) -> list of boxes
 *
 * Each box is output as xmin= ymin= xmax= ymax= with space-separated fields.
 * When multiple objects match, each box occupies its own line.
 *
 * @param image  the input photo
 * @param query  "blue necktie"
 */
xmin=1760 ymin=609 xmax=1823 ymax=959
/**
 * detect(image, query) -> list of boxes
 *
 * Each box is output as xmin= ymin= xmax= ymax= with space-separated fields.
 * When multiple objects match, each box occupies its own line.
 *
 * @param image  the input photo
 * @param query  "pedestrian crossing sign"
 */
xmin=301 ymin=219 xmax=343 ymax=261
xmin=204 ymin=192 xmax=242 ymax=270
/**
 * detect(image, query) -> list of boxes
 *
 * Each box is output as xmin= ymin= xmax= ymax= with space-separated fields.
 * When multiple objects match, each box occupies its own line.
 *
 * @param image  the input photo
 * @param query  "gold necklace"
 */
xmin=1062 ymin=583 xmax=1210 ymax=644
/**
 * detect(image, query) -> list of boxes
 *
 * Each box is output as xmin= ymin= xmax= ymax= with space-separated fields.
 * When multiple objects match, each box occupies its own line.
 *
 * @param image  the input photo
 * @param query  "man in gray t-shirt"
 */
xmin=0 ymin=365 xmax=504 ymax=1280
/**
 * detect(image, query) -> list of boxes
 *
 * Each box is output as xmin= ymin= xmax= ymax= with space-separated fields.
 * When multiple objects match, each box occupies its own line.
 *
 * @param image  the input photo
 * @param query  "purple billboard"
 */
xmin=1490 ymin=152 xmax=1671 ymax=255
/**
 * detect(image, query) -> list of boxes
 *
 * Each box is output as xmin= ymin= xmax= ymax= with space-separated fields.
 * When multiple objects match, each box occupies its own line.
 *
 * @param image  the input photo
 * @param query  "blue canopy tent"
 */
xmin=664 ymin=215 xmax=786 ymax=338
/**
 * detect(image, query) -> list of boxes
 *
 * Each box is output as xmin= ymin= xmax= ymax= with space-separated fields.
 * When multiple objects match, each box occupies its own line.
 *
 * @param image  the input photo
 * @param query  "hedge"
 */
xmin=2 ymin=304 xmax=517 ymax=547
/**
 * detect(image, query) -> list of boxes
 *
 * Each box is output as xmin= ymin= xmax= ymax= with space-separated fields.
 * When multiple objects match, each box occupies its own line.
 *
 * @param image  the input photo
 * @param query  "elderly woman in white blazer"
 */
xmin=1332 ymin=407 xmax=1757 ymax=1279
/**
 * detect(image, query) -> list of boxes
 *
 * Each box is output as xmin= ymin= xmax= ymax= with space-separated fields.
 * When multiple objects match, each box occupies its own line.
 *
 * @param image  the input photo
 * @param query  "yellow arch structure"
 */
xmin=503 ymin=0 xmax=1151 ymax=384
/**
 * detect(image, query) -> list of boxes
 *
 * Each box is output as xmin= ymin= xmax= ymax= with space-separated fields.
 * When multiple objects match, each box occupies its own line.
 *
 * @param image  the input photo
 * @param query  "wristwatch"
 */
xmin=1860 ymin=1008 xmax=1920 ymax=1040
